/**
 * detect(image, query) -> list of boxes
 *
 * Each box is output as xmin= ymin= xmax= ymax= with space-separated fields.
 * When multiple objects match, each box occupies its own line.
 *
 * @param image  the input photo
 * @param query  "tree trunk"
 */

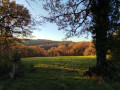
xmin=95 ymin=15 xmax=108 ymax=67
xmin=96 ymin=30 xmax=107 ymax=67
xmin=92 ymin=1 xmax=110 ymax=67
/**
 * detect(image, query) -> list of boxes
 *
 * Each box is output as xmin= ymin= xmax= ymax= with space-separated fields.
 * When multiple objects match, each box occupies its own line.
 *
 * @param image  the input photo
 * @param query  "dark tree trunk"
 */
xmin=95 ymin=13 xmax=108 ymax=66
xmin=96 ymin=28 xmax=107 ymax=67
xmin=95 ymin=14 xmax=108 ymax=67
xmin=91 ymin=0 xmax=110 ymax=67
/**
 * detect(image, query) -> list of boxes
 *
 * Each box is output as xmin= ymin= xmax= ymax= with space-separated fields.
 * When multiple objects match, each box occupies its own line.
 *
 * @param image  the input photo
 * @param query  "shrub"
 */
xmin=87 ymin=60 xmax=120 ymax=82
xmin=13 ymin=52 xmax=21 ymax=62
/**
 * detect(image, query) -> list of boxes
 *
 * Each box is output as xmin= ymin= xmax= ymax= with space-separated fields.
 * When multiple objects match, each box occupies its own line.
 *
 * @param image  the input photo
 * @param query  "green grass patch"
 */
xmin=6 ymin=56 xmax=120 ymax=90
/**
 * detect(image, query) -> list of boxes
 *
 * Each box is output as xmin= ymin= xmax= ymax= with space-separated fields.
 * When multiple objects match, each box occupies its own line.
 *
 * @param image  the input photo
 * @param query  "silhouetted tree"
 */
xmin=0 ymin=0 xmax=32 ymax=72
xmin=43 ymin=0 xmax=120 ymax=67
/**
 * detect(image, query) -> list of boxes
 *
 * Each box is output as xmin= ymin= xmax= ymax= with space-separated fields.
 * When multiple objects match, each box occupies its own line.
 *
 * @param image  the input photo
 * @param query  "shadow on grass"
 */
xmin=6 ymin=66 xmax=119 ymax=90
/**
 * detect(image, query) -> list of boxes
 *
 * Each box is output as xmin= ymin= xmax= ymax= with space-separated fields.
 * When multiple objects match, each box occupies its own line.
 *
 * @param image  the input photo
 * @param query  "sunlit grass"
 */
xmin=6 ymin=56 xmax=120 ymax=90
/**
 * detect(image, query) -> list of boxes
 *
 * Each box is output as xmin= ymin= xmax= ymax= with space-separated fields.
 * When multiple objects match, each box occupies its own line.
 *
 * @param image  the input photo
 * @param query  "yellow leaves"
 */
xmin=0 ymin=0 xmax=31 ymax=38
xmin=0 ymin=36 xmax=20 ymax=44
xmin=1 ymin=0 xmax=10 ymax=6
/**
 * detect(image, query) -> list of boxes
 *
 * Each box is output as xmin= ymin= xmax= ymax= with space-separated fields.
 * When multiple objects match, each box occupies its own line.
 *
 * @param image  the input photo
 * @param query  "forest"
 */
xmin=11 ymin=39 xmax=95 ymax=57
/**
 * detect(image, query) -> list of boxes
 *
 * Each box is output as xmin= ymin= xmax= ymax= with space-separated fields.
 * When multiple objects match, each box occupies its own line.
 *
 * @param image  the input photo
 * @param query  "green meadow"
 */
xmin=6 ymin=56 xmax=120 ymax=90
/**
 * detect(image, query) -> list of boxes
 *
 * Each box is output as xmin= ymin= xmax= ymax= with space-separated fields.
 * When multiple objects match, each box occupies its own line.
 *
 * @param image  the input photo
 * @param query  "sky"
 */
xmin=15 ymin=0 xmax=92 ymax=42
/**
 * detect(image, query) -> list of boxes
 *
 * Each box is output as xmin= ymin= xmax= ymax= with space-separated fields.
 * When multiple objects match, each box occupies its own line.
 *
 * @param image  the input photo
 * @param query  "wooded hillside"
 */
xmin=13 ymin=39 xmax=96 ymax=57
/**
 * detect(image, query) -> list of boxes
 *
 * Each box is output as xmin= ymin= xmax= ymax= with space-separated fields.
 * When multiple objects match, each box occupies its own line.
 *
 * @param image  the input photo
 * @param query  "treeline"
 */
xmin=22 ymin=39 xmax=72 ymax=46
xmin=14 ymin=41 xmax=95 ymax=57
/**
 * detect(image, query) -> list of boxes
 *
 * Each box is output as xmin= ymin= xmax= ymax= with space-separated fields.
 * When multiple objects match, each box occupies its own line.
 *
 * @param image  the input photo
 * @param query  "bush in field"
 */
xmin=0 ymin=55 xmax=12 ymax=75
xmin=88 ymin=60 xmax=120 ymax=82
xmin=13 ymin=51 xmax=21 ymax=62
xmin=0 ymin=38 xmax=21 ymax=76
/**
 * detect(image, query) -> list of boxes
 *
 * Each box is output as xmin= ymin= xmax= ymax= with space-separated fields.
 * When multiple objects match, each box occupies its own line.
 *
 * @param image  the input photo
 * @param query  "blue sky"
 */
xmin=16 ymin=0 xmax=92 ymax=42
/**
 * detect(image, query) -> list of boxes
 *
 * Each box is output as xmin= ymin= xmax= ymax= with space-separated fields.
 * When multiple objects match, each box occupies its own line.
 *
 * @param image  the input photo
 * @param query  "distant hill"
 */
xmin=22 ymin=39 xmax=73 ymax=50
xmin=22 ymin=39 xmax=73 ymax=46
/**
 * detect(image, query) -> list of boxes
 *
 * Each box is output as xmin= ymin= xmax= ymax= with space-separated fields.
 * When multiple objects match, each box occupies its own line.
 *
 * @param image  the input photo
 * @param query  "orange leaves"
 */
xmin=0 ymin=0 xmax=31 ymax=38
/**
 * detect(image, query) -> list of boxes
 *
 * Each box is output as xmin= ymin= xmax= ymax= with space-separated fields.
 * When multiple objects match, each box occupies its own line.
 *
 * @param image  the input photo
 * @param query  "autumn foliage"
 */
xmin=12 ymin=41 xmax=96 ymax=57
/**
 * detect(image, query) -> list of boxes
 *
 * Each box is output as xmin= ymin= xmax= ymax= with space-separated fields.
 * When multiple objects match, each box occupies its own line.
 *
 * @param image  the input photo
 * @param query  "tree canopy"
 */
xmin=43 ymin=0 xmax=120 ymax=66
xmin=0 ymin=0 xmax=32 ymax=38
xmin=0 ymin=0 xmax=32 ymax=73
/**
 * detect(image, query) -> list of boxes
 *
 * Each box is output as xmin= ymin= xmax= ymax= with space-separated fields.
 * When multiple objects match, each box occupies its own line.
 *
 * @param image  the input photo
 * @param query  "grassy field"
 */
xmin=6 ymin=56 xmax=120 ymax=90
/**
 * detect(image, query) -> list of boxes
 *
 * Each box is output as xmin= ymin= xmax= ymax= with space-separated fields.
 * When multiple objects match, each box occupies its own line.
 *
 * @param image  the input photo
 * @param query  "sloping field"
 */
xmin=6 ymin=56 xmax=120 ymax=90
